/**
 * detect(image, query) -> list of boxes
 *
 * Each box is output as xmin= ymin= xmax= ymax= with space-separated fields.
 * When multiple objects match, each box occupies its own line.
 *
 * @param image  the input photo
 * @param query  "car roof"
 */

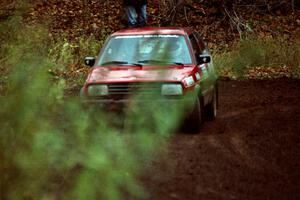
xmin=111 ymin=27 xmax=193 ymax=36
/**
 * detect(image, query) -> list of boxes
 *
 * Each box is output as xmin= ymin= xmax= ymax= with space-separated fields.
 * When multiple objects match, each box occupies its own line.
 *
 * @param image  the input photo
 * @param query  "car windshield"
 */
xmin=98 ymin=35 xmax=192 ymax=66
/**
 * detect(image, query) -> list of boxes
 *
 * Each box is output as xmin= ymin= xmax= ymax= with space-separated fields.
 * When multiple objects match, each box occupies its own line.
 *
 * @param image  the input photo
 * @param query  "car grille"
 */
xmin=107 ymin=83 xmax=162 ymax=99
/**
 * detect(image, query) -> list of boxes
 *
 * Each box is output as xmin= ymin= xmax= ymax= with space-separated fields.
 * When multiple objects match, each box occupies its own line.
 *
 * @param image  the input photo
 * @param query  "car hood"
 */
xmin=87 ymin=65 xmax=194 ymax=83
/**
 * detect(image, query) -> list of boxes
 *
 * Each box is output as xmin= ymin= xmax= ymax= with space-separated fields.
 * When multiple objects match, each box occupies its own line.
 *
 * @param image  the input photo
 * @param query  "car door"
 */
xmin=188 ymin=33 xmax=211 ymax=105
xmin=194 ymin=31 xmax=217 ymax=84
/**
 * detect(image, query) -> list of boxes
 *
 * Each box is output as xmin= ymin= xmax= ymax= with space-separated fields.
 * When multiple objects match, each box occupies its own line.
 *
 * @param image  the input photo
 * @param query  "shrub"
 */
xmin=214 ymin=36 xmax=300 ymax=79
xmin=0 ymin=14 xmax=188 ymax=200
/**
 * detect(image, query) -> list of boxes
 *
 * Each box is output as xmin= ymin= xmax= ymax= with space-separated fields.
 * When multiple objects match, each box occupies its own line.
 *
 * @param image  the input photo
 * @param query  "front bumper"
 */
xmin=81 ymin=97 xmax=187 ymax=104
xmin=80 ymin=97 xmax=199 ymax=121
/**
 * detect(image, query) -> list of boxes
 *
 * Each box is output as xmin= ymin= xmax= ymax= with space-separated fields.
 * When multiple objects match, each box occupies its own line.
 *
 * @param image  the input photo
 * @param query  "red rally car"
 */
xmin=80 ymin=27 xmax=219 ymax=133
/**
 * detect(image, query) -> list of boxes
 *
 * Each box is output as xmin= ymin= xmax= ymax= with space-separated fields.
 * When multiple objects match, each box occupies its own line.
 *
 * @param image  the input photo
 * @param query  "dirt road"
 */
xmin=144 ymin=79 xmax=300 ymax=200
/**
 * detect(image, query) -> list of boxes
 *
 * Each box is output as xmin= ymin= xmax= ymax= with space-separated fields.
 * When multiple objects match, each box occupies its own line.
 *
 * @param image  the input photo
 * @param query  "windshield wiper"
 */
xmin=170 ymin=62 xmax=184 ymax=66
xmin=138 ymin=60 xmax=184 ymax=66
xmin=101 ymin=61 xmax=143 ymax=67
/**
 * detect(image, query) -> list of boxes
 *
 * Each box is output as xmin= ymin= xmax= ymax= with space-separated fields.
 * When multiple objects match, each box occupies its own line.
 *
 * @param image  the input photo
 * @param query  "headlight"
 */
xmin=195 ymin=72 xmax=201 ymax=81
xmin=184 ymin=76 xmax=195 ymax=87
xmin=161 ymin=84 xmax=183 ymax=95
xmin=87 ymin=85 xmax=108 ymax=96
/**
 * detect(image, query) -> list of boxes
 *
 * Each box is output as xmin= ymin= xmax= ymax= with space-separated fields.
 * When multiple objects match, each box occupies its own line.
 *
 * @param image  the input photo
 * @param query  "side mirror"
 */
xmin=198 ymin=55 xmax=211 ymax=64
xmin=84 ymin=57 xmax=96 ymax=67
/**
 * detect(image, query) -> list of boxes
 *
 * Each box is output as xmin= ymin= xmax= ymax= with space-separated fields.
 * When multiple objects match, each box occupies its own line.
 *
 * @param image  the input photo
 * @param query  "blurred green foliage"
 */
xmin=0 ymin=13 xmax=187 ymax=200
xmin=3 ymin=2 xmax=299 ymax=199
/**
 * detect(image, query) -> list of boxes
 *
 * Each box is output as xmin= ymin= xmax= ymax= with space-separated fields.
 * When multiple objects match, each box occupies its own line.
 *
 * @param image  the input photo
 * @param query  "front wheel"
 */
xmin=205 ymin=87 xmax=218 ymax=121
xmin=187 ymin=97 xmax=204 ymax=133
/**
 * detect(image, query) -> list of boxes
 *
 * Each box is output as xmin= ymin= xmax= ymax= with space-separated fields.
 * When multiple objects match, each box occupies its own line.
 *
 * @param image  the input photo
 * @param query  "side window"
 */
xmin=194 ymin=32 xmax=215 ymax=73
xmin=193 ymin=32 xmax=206 ymax=54
xmin=189 ymin=34 xmax=199 ymax=53
xmin=189 ymin=34 xmax=200 ymax=57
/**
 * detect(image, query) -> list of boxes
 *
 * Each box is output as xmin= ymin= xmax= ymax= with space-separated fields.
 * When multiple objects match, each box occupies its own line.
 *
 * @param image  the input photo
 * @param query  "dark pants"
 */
xmin=125 ymin=5 xmax=147 ymax=28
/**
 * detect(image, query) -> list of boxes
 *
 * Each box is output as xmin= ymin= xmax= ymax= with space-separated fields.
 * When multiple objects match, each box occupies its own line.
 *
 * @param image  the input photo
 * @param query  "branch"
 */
xmin=224 ymin=7 xmax=252 ymax=39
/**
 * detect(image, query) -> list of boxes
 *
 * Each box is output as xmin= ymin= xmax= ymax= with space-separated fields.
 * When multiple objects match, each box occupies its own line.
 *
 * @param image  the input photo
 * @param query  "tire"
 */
xmin=205 ymin=86 xmax=217 ymax=121
xmin=187 ymin=96 xmax=204 ymax=133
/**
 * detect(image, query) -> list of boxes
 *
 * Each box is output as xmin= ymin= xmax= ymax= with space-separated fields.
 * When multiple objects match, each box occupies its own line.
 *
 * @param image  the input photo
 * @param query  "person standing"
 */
xmin=123 ymin=0 xmax=147 ymax=28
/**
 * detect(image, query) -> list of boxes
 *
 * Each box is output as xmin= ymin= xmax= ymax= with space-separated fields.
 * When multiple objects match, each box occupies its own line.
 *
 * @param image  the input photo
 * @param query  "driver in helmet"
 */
xmin=166 ymin=38 xmax=183 ymax=63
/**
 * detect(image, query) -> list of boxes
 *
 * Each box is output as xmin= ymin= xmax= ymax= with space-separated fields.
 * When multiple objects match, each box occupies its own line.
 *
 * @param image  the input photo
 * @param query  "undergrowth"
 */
xmin=0 ymin=14 xmax=187 ymax=200
xmin=47 ymin=35 xmax=103 ymax=94
xmin=1 ymin=3 xmax=299 ymax=199
xmin=214 ymin=36 xmax=300 ymax=79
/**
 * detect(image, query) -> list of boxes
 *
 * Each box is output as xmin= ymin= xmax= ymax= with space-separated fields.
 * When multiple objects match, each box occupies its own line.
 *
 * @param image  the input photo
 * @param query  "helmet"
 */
xmin=167 ymin=39 xmax=182 ymax=59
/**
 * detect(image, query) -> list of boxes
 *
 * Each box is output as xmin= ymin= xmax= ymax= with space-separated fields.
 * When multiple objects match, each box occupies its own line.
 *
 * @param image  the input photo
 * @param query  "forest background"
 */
xmin=0 ymin=1 xmax=299 ymax=200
